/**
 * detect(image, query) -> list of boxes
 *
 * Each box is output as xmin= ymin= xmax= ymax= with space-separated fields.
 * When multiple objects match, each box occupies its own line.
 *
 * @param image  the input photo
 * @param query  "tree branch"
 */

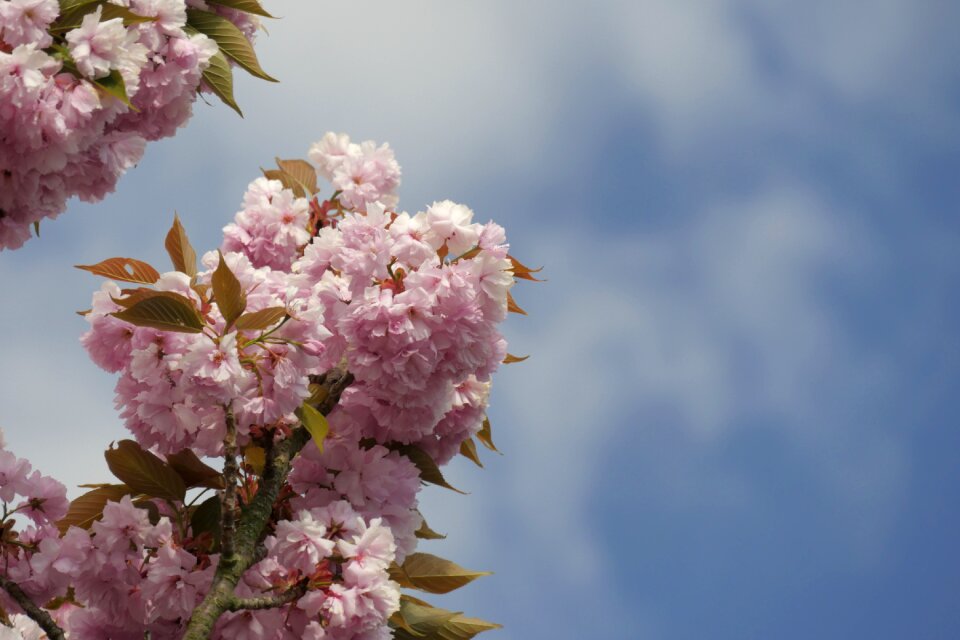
xmin=0 ymin=576 xmax=66 ymax=640
xmin=224 ymin=583 xmax=307 ymax=612
xmin=182 ymin=361 xmax=353 ymax=640
xmin=220 ymin=405 xmax=239 ymax=559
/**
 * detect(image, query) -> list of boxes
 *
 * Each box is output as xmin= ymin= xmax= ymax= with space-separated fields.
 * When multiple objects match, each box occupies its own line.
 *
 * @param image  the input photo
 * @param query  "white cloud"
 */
xmin=193 ymin=0 xmax=955 ymax=181
xmin=470 ymin=184 xmax=902 ymax=595
xmin=0 ymin=262 xmax=122 ymax=493
xmin=0 ymin=1 xmax=942 ymax=634
xmin=398 ymin=182 xmax=907 ymax=637
xmin=199 ymin=0 xmax=557 ymax=194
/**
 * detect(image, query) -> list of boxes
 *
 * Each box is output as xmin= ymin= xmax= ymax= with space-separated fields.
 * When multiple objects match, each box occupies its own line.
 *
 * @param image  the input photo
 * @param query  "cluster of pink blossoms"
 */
xmin=0 ymin=434 xmax=68 ymax=611
xmin=0 ymin=430 xmax=71 ymax=635
xmin=50 ymin=496 xmax=395 ymax=639
xmin=0 ymin=0 xmax=263 ymax=250
xmin=50 ymin=132 xmax=518 ymax=637
xmin=0 ymin=452 xmax=398 ymax=639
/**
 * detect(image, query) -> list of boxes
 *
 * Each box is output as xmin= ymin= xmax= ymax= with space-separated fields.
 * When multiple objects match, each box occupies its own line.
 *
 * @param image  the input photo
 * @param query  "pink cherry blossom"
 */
xmin=0 ymin=0 xmax=58 ymax=48
xmin=0 ymin=1 xmax=261 ymax=250
xmin=65 ymin=7 xmax=148 ymax=80
xmin=13 ymin=131 xmax=525 ymax=638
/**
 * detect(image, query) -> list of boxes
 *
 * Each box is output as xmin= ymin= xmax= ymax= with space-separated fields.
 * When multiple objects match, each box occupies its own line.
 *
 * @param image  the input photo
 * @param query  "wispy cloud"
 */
xmin=0 ymin=1 xmax=954 ymax=637
xmin=424 ymin=183 xmax=906 ymax=636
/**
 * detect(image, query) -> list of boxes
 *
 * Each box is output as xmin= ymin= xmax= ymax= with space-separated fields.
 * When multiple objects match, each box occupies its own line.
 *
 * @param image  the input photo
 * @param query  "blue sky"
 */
xmin=2 ymin=1 xmax=960 ymax=638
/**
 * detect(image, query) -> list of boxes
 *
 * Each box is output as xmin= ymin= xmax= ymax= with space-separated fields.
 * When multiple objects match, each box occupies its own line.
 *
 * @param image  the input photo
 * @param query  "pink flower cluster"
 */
xmin=0 ymin=0 xmax=261 ymax=250
xmin=82 ymin=132 xmax=513 ymax=470
xmin=0 ymin=489 xmax=396 ymax=639
xmin=0 ymin=431 xmax=72 ymax=617
xmin=309 ymin=132 xmax=401 ymax=211
xmin=41 ymin=496 xmax=391 ymax=638
xmin=71 ymin=132 xmax=517 ymax=637
xmin=222 ymin=177 xmax=312 ymax=271
xmin=0 ymin=426 xmax=403 ymax=638
xmin=82 ymin=250 xmax=338 ymax=457
xmin=219 ymin=502 xmax=398 ymax=640
xmin=53 ymin=496 xmax=213 ymax=638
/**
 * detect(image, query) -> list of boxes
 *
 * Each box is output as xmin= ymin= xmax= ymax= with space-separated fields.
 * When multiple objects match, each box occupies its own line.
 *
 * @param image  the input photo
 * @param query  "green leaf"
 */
xmin=52 ymin=0 xmax=103 ymax=32
xmin=390 ymin=610 xmax=426 ymax=638
xmin=392 ymin=597 xmax=457 ymax=638
xmin=53 ymin=3 xmax=156 ymax=33
xmin=275 ymin=158 xmax=318 ymax=197
xmin=234 ymin=306 xmax=287 ymax=331
xmin=506 ymin=291 xmax=527 ymax=316
xmin=205 ymin=0 xmax=275 ymax=18
xmin=244 ymin=445 xmax=266 ymax=474
xmin=306 ymin=382 xmax=330 ymax=407
xmin=507 ymin=253 xmax=544 ymax=282
xmin=165 ymin=214 xmax=198 ymax=277
xmin=186 ymin=9 xmax=277 ymax=82
xmin=190 ymin=495 xmax=222 ymax=548
xmin=93 ymin=69 xmax=135 ymax=109
xmin=132 ymin=498 xmax=161 ymax=525
xmin=75 ymin=257 xmax=160 ymax=285
xmin=296 ymin=402 xmax=330 ymax=453
xmin=392 ymin=597 xmax=502 ymax=640
xmin=99 ymin=3 xmax=147 ymax=21
xmin=111 ymin=288 xmax=185 ymax=308
xmin=458 ymin=438 xmax=483 ymax=468
xmin=475 ymin=417 xmax=500 ymax=454
xmin=414 ymin=512 xmax=446 ymax=540
xmin=398 ymin=445 xmax=467 ymax=494
xmin=201 ymin=49 xmax=242 ymax=117
xmin=390 ymin=553 xmax=491 ymax=595
xmin=111 ymin=290 xmax=204 ymax=333
xmin=105 ymin=440 xmax=187 ymax=502
xmin=167 ymin=449 xmax=224 ymax=489
xmin=502 ymin=353 xmax=529 ymax=364
xmin=56 ymin=484 xmax=135 ymax=533
xmin=434 ymin=615 xmax=502 ymax=640
xmin=33 ymin=220 xmax=40 ymax=237
xmin=212 ymin=250 xmax=246 ymax=328
xmin=58 ymin=0 xmax=101 ymax=11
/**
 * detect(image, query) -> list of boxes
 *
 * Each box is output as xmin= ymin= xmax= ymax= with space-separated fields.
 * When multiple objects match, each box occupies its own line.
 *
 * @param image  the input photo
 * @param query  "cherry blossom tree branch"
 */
xmin=224 ymin=582 xmax=308 ymax=612
xmin=220 ymin=405 xmax=239 ymax=559
xmin=0 ymin=576 xmax=66 ymax=640
xmin=182 ymin=361 xmax=353 ymax=640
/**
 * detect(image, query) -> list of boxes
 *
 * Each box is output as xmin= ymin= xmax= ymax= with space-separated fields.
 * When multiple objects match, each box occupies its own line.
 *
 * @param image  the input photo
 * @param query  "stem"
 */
xmin=240 ymin=315 xmax=292 ymax=349
xmin=0 ymin=576 xmax=66 ymax=640
xmin=165 ymin=498 xmax=188 ymax=542
xmin=182 ymin=362 xmax=353 ymax=640
xmin=186 ymin=487 xmax=213 ymax=509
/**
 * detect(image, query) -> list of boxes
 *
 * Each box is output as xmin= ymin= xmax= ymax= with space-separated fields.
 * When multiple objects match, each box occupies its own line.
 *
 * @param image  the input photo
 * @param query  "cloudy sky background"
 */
xmin=2 ymin=1 xmax=960 ymax=637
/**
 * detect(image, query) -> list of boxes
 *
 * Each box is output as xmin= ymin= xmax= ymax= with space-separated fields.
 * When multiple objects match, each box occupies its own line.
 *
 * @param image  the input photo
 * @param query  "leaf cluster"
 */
xmin=185 ymin=0 xmax=277 ymax=116
xmin=391 ymin=595 xmax=502 ymax=640
xmin=66 ymin=202 xmax=546 ymax=638
xmin=386 ymin=558 xmax=500 ymax=639
xmin=47 ymin=0 xmax=275 ymax=114
xmin=57 ymin=440 xmax=223 ymax=538
xmin=47 ymin=2 xmax=155 ymax=108
xmin=77 ymin=216 xmax=289 ymax=338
